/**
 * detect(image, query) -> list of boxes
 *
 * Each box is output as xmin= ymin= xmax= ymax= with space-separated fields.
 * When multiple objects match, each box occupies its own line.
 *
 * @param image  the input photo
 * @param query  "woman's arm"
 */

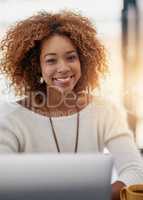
xmin=107 ymin=135 xmax=143 ymax=200
xmin=0 ymin=118 xmax=19 ymax=153
xmin=107 ymin=135 xmax=143 ymax=185
xmin=103 ymin=103 xmax=143 ymax=198
xmin=0 ymin=127 xmax=19 ymax=153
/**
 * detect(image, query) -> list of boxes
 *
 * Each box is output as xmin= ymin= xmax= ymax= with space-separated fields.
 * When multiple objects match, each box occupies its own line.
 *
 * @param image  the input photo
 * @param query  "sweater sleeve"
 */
xmin=0 ymin=117 xmax=19 ymax=153
xmin=107 ymin=136 xmax=143 ymax=185
xmin=104 ymin=103 xmax=143 ymax=185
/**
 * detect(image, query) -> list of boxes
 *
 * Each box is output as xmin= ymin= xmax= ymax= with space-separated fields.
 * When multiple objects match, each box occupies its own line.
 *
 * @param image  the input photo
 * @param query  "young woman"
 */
xmin=0 ymin=10 xmax=143 ymax=200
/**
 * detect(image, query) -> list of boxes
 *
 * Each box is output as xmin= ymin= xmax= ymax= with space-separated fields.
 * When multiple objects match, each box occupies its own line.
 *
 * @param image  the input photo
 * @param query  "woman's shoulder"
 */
xmin=89 ymin=95 xmax=126 ymax=117
xmin=89 ymin=95 xmax=115 ymax=109
xmin=0 ymin=99 xmax=34 ymax=120
xmin=0 ymin=101 xmax=20 ymax=117
xmin=0 ymin=101 xmax=23 ymax=129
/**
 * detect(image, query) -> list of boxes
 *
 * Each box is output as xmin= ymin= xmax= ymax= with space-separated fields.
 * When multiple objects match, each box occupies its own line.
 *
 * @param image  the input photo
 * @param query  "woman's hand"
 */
xmin=112 ymin=181 xmax=126 ymax=200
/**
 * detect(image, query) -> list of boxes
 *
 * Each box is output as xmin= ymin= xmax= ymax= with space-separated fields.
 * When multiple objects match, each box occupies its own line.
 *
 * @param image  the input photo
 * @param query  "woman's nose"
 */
xmin=57 ymin=60 xmax=70 ymax=73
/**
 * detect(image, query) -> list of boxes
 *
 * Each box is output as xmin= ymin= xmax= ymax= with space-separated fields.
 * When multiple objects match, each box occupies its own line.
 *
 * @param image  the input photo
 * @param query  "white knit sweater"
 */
xmin=0 ymin=98 xmax=143 ymax=185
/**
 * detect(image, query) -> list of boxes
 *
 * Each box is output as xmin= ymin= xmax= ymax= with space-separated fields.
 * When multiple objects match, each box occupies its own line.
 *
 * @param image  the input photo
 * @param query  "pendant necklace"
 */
xmin=48 ymin=109 xmax=80 ymax=153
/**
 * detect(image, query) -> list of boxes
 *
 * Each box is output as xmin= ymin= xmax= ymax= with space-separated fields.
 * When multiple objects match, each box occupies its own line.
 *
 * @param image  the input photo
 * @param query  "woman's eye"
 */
xmin=67 ymin=55 xmax=78 ymax=62
xmin=46 ymin=59 xmax=56 ymax=64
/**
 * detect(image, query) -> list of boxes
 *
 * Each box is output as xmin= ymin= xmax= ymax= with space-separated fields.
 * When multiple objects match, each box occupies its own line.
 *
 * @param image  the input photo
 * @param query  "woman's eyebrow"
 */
xmin=66 ymin=50 xmax=77 ymax=54
xmin=44 ymin=50 xmax=77 ymax=58
xmin=44 ymin=53 xmax=56 ymax=58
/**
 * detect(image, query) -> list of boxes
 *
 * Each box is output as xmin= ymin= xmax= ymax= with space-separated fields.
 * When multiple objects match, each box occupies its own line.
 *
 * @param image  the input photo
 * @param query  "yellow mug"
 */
xmin=120 ymin=184 xmax=143 ymax=200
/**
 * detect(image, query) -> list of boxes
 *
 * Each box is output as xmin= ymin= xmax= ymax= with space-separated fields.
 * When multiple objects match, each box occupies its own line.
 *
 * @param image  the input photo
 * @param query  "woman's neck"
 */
xmin=46 ymin=87 xmax=78 ymax=111
xmin=17 ymin=89 xmax=92 ymax=117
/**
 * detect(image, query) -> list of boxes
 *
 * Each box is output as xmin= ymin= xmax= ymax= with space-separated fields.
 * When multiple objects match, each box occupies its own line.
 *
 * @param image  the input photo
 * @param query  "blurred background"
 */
xmin=0 ymin=0 xmax=143 ymax=150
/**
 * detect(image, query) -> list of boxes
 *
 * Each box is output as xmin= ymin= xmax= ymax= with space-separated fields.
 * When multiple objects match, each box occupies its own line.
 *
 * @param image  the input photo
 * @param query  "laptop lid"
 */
xmin=0 ymin=154 xmax=113 ymax=200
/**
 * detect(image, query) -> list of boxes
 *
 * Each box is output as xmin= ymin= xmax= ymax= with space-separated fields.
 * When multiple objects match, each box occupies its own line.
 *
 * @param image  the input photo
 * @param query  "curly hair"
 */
xmin=0 ymin=10 xmax=108 ymax=96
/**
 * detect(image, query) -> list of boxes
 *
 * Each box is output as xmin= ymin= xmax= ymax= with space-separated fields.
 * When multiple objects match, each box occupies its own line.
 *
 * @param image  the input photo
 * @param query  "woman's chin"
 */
xmin=55 ymin=86 xmax=74 ymax=94
xmin=46 ymin=84 xmax=75 ymax=95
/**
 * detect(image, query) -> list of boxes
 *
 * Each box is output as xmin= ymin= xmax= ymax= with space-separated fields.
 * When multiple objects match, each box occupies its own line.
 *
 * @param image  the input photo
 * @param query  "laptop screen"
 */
xmin=0 ymin=154 xmax=113 ymax=200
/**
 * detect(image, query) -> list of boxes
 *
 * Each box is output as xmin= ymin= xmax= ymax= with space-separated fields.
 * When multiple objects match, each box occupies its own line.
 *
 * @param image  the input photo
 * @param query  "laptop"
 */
xmin=0 ymin=154 xmax=113 ymax=200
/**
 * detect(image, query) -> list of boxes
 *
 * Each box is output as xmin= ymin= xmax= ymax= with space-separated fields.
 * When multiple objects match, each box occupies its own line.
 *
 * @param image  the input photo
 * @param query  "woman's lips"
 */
xmin=52 ymin=75 xmax=74 ymax=86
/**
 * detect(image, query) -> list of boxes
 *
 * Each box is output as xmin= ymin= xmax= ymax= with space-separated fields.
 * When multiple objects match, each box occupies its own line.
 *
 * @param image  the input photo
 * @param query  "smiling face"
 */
xmin=40 ymin=34 xmax=81 ymax=94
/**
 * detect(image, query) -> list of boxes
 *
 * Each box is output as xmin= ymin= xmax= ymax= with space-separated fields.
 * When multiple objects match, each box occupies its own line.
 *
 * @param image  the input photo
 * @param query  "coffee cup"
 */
xmin=120 ymin=184 xmax=143 ymax=200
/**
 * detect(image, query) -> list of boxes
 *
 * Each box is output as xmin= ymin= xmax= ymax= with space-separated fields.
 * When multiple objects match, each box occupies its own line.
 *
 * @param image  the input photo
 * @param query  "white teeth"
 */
xmin=54 ymin=75 xmax=73 ymax=81
xmin=57 ymin=77 xmax=70 ymax=81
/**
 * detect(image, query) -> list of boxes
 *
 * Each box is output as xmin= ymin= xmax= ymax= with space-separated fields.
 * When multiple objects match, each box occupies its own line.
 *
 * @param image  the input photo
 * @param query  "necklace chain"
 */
xmin=48 ymin=111 xmax=80 ymax=153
